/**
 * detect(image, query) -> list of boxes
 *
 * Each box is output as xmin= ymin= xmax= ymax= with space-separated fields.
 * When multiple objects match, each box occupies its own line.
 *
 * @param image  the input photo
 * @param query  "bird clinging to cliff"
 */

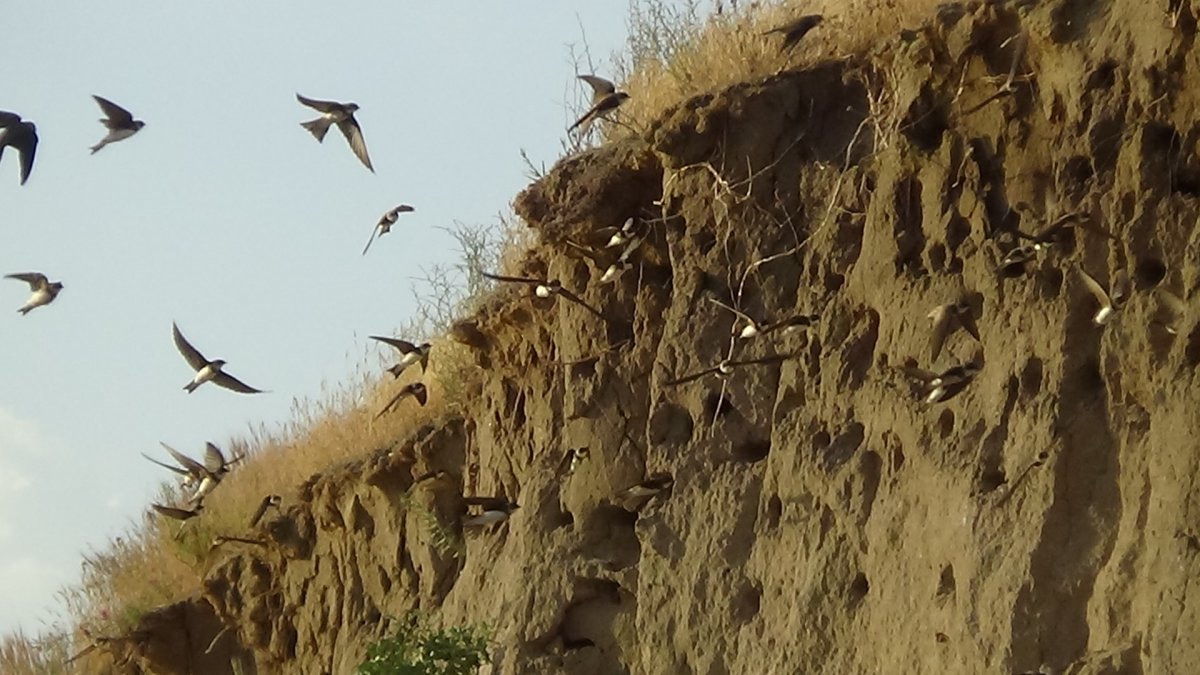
xmin=0 ymin=111 xmax=38 ymax=185
xmin=900 ymin=357 xmax=982 ymax=404
xmin=706 ymin=296 xmax=818 ymax=340
xmin=363 ymin=204 xmax=415 ymax=255
xmin=370 ymin=336 xmax=431 ymax=378
xmin=462 ymin=496 xmax=519 ymax=528
xmin=926 ymin=297 xmax=981 ymax=362
xmin=1076 ymin=265 xmax=1130 ymax=326
xmin=483 ymin=271 xmax=608 ymax=321
xmin=569 ymin=75 xmax=629 ymax=135
xmin=376 ymin=381 xmax=428 ymax=419
xmin=296 ymin=93 xmax=374 ymax=171
xmin=173 ymin=322 xmax=266 ymax=394
xmin=762 ymin=14 xmax=823 ymax=51
xmin=89 ymin=95 xmax=145 ymax=154
xmin=614 ymin=473 xmax=674 ymax=512
xmin=5 ymin=272 xmax=63 ymax=315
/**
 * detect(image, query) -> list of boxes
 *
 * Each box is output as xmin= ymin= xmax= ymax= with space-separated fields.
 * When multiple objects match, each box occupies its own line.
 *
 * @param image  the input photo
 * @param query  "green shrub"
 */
xmin=357 ymin=613 xmax=490 ymax=675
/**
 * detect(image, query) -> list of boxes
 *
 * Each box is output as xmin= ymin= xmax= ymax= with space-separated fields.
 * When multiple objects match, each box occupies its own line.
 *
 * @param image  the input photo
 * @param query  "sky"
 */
xmin=0 ymin=1 xmax=645 ymax=635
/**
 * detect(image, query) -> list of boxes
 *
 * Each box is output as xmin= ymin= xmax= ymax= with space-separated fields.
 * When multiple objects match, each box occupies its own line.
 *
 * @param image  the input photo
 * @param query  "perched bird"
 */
xmin=462 ymin=496 xmax=519 ymax=528
xmin=363 ymin=204 xmax=415 ymax=255
xmin=89 ymin=95 xmax=145 ymax=154
xmin=5 ymin=273 xmax=63 ymax=314
xmin=249 ymin=495 xmax=283 ymax=528
xmin=376 ymin=382 xmax=428 ymax=419
xmin=173 ymin=322 xmax=265 ymax=394
xmin=763 ymin=15 xmax=824 ymax=50
xmin=602 ymin=217 xmax=644 ymax=249
xmin=569 ymin=75 xmax=629 ymax=134
xmin=151 ymin=502 xmax=203 ymax=522
xmin=0 ymin=111 xmax=38 ymax=185
xmin=926 ymin=298 xmax=981 ymax=362
xmin=1076 ymin=266 xmax=1130 ymax=326
xmin=483 ymin=271 xmax=608 ymax=320
xmin=1152 ymin=288 xmax=1186 ymax=335
xmin=997 ymin=244 xmax=1042 ymax=277
xmin=296 ymin=93 xmax=374 ymax=171
xmin=370 ymin=336 xmax=431 ymax=377
xmin=901 ymin=359 xmax=982 ymax=404
xmin=615 ymin=473 xmax=674 ymax=511
xmin=706 ymin=296 xmax=817 ymax=339
xmin=664 ymin=354 xmax=791 ymax=386
xmin=556 ymin=447 xmax=590 ymax=476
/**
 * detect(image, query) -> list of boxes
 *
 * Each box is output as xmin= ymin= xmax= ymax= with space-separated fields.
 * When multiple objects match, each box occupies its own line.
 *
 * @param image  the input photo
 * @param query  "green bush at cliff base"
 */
xmin=357 ymin=613 xmax=490 ymax=675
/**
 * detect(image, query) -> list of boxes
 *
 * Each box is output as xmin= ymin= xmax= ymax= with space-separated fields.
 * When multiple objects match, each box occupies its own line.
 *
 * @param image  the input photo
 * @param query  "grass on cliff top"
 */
xmin=4 ymin=1 xmax=943 ymax=671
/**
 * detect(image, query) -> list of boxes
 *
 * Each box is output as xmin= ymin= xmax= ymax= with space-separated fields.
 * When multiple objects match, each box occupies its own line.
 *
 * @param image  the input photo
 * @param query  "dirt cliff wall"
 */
xmin=99 ymin=1 xmax=1200 ymax=673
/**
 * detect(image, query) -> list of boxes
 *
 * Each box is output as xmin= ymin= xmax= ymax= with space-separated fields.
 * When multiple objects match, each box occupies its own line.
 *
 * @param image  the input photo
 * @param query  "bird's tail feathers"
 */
xmin=301 ymin=118 xmax=332 ymax=142
xmin=184 ymin=381 xmax=199 ymax=393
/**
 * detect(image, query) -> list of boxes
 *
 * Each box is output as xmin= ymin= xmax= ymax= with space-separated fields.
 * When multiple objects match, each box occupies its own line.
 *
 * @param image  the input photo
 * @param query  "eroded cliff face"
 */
xmin=97 ymin=1 xmax=1200 ymax=673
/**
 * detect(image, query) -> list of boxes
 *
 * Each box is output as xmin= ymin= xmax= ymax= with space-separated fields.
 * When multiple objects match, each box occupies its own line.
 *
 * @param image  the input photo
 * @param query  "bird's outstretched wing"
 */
xmin=370 ymin=336 xmax=419 ymax=354
xmin=213 ymin=371 xmax=264 ymax=394
xmin=5 ymin=272 xmax=47 ymax=290
xmin=578 ymin=75 xmax=616 ymax=103
xmin=172 ymin=323 xmax=210 ymax=371
xmin=295 ymin=93 xmax=342 ymax=113
xmin=336 ymin=117 xmax=374 ymax=172
xmin=92 ymin=95 xmax=134 ymax=126
xmin=663 ymin=366 xmax=720 ymax=386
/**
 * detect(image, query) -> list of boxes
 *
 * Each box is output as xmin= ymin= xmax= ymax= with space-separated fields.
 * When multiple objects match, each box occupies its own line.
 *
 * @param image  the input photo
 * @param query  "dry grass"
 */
xmin=4 ymin=1 xmax=945 ymax=670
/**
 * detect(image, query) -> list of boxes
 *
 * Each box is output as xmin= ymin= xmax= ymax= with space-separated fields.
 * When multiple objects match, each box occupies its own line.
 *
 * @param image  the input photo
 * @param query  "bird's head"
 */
xmin=615 ymin=92 xmax=631 ymax=103
xmin=50 ymin=282 xmax=64 ymax=291
xmin=212 ymin=359 xmax=228 ymax=369
xmin=133 ymin=121 xmax=146 ymax=130
xmin=346 ymin=103 xmax=360 ymax=112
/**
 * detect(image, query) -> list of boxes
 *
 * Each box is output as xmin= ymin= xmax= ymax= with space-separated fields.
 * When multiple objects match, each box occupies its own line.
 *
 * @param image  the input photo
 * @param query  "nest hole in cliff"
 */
xmin=1020 ymin=357 xmax=1044 ymax=400
xmin=732 ymin=438 xmax=771 ymax=463
xmin=649 ymin=401 xmax=694 ymax=446
xmin=1186 ymin=325 xmax=1200 ymax=368
xmin=900 ymin=83 xmax=949 ymax=153
xmin=824 ymin=422 xmax=866 ymax=473
xmin=732 ymin=580 xmax=763 ymax=625
xmin=848 ymin=572 xmax=870 ymax=606
xmin=692 ymin=228 xmax=718 ymax=256
xmin=765 ymin=494 xmax=783 ymax=529
xmin=937 ymin=564 xmax=957 ymax=599
xmin=1089 ymin=115 xmax=1125 ymax=178
xmin=704 ymin=390 xmax=739 ymax=420
xmin=892 ymin=175 xmax=928 ymax=277
xmin=976 ymin=468 xmax=1007 ymax=495
xmin=1039 ymin=266 xmax=1065 ymax=299
xmin=1135 ymin=258 xmax=1167 ymax=289
xmin=945 ymin=214 xmax=971 ymax=254
xmin=1084 ymin=59 xmax=1118 ymax=92
xmin=937 ymin=410 xmax=956 ymax=439
xmin=579 ymin=505 xmax=640 ymax=569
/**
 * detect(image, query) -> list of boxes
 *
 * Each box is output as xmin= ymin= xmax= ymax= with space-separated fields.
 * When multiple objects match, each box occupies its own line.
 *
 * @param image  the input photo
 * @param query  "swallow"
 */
xmin=763 ymin=15 xmax=824 ymax=50
xmin=0 ymin=111 xmax=38 ymax=185
xmin=1076 ymin=265 xmax=1130 ymax=326
xmin=296 ymin=93 xmax=374 ymax=171
xmin=556 ymin=447 xmax=590 ymax=475
xmin=615 ymin=472 xmax=674 ymax=511
xmin=997 ymin=244 xmax=1043 ymax=277
xmin=569 ymin=75 xmax=630 ymax=134
xmin=706 ymin=297 xmax=816 ymax=340
xmin=462 ymin=496 xmax=519 ymax=528
xmin=376 ymin=382 xmax=428 ymax=419
xmin=370 ymin=336 xmax=431 ymax=377
xmin=173 ymin=322 xmax=265 ymax=394
xmin=140 ymin=451 xmax=197 ymax=488
xmin=901 ymin=359 xmax=982 ymax=404
xmin=483 ymin=271 xmax=608 ymax=320
xmin=249 ymin=494 xmax=283 ymax=528
xmin=1016 ymin=210 xmax=1112 ymax=247
xmin=363 ymin=204 xmax=415 ymax=255
xmin=5 ymin=273 xmax=63 ymax=314
xmin=663 ymin=354 xmax=791 ymax=386
xmin=602 ymin=217 xmax=645 ymax=249
xmin=927 ymin=298 xmax=981 ymax=362
xmin=1151 ymin=288 xmax=1186 ymax=335
xmin=152 ymin=441 xmax=239 ymax=505
xmin=151 ymin=502 xmax=203 ymax=522
xmin=89 ymin=96 xmax=145 ymax=154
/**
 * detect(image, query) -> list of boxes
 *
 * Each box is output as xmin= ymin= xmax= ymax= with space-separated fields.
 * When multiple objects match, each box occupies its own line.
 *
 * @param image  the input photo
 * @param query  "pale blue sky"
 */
xmin=0 ymin=1 xmax=643 ymax=634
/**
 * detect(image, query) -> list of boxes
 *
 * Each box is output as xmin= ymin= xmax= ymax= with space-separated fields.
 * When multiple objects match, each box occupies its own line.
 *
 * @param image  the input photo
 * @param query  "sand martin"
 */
xmin=249 ymin=494 xmax=283 ymax=528
xmin=1076 ymin=265 xmax=1130 ymax=326
xmin=296 ymin=93 xmax=374 ymax=171
xmin=370 ymin=336 xmax=431 ymax=377
xmin=462 ymin=496 xmax=519 ymax=528
xmin=151 ymin=502 xmax=204 ymax=522
xmin=706 ymin=296 xmax=817 ymax=339
xmin=556 ymin=447 xmax=590 ymax=476
xmin=148 ymin=441 xmax=239 ymax=505
xmin=1016 ymin=210 xmax=1112 ymax=247
xmin=89 ymin=95 xmax=145 ymax=154
xmin=173 ymin=322 xmax=265 ymax=394
xmin=997 ymin=244 xmax=1043 ymax=277
xmin=0 ymin=111 xmax=37 ymax=185
xmin=140 ymin=451 xmax=198 ymax=489
xmin=664 ymin=354 xmax=791 ymax=386
xmin=5 ymin=273 xmax=63 ymax=314
xmin=615 ymin=473 xmax=674 ymax=511
xmin=901 ymin=359 xmax=982 ymax=404
xmin=927 ymin=298 xmax=981 ymax=362
xmin=569 ymin=75 xmax=629 ymax=134
xmin=362 ymin=204 xmax=415 ymax=255
xmin=763 ymin=15 xmax=824 ymax=50
xmin=599 ymin=217 xmax=648 ymax=249
xmin=483 ymin=271 xmax=608 ymax=320
xmin=1152 ymin=288 xmax=1186 ymax=335
xmin=376 ymin=382 xmax=428 ymax=419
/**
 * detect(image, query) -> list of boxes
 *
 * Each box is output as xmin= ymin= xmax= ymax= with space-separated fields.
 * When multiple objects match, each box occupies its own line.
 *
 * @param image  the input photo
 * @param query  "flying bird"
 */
xmin=569 ymin=75 xmax=629 ymax=134
xmin=152 ymin=441 xmax=240 ymax=505
xmin=663 ymin=354 xmax=791 ymax=386
xmin=363 ymin=204 xmax=415 ymax=255
xmin=249 ymin=494 xmax=283 ymax=528
xmin=462 ymin=496 xmax=520 ymax=528
xmin=5 ymin=272 xmax=63 ymax=314
xmin=151 ymin=502 xmax=204 ymax=522
xmin=89 ymin=95 xmax=145 ymax=154
xmin=376 ymin=382 xmax=428 ymax=419
xmin=763 ymin=15 xmax=824 ymax=50
xmin=296 ymin=93 xmax=374 ymax=171
xmin=1016 ymin=210 xmax=1112 ymax=247
xmin=1076 ymin=265 xmax=1130 ymax=326
xmin=483 ymin=271 xmax=608 ymax=320
xmin=370 ymin=336 xmax=431 ymax=377
xmin=901 ymin=359 xmax=982 ymax=404
xmin=926 ymin=298 xmax=981 ymax=362
xmin=615 ymin=473 xmax=674 ymax=511
xmin=1152 ymin=288 xmax=1187 ymax=335
xmin=0 ymin=111 xmax=37 ymax=185
xmin=706 ymin=296 xmax=817 ymax=339
xmin=173 ymin=322 xmax=265 ymax=394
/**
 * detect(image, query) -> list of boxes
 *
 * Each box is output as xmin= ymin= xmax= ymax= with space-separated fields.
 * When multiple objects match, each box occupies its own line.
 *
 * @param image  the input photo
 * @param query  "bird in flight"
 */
xmin=762 ymin=15 xmax=824 ymax=51
xmin=1076 ymin=265 xmax=1130 ymax=326
xmin=172 ymin=322 xmax=265 ymax=394
xmin=296 ymin=93 xmax=374 ymax=171
xmin=483 ymin=271 xmax=608 ymax=321
xmin=370 ymin=336 xmax=431 ymax=378
xmin=5 ymin=272 xmax=63 ymax=315
xmin=0 ymin=111 xmax=38 ymax=185
xmin=89 ymin=95 xmax=145 ymax=154
xmin=569 ymin=75 xmax=629 ymax=135
xmin=376 ymin=381 xmax=428 ymax=419
xmin=926 ymin=297 xmax=980 ymax=362
xmin=706 ymin=296 xmax=817 ymax=340
xmin=363 ymin=204 xmax=415 ymax=255
xmin=462 ymin=496 xmax=520 ymax=528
